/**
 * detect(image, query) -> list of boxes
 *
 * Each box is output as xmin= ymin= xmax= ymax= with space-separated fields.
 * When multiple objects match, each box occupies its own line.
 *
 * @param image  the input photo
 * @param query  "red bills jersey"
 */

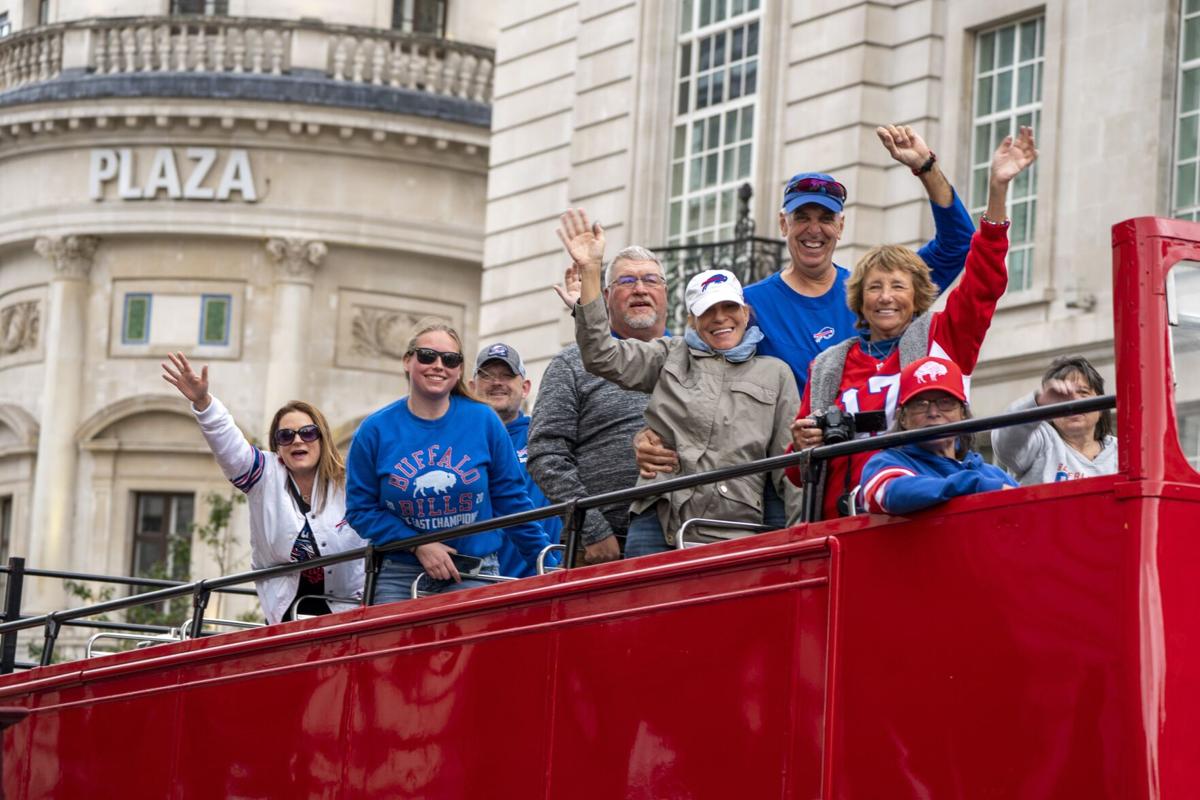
xmin=786 ymin=224 xmax=1010 ymax=520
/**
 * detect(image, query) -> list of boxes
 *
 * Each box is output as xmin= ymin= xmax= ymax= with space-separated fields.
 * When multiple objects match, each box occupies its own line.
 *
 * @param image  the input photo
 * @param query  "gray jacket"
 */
xmin=991 ymin=392 xmax=1119 ymax=485
xmin=527 ymin=343 xmax=650 ymax=546
xmin=575 ymin=297 xmax=800 ymax=543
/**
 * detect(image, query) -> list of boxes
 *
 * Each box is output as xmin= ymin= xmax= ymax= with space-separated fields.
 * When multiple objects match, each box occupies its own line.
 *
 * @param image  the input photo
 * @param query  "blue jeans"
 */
xmin=624 ymin=483 xmax=787 ymax=560
xmin=372 ymin=553 xmax=500 ymax=604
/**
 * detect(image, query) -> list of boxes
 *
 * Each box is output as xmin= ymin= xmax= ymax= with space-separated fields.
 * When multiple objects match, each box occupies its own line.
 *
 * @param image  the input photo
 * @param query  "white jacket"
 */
xmin=193 ymin=396 xmax=366 ymax=624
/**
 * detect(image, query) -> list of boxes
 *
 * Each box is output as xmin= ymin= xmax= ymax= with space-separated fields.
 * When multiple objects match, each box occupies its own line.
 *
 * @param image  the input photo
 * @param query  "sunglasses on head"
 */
xmin=274 ymin=424 xmax=321 ymax=447
xmin=785 ymin=177 xmax=848 ymax=203
xmin=409 ymin=348 xmax=465 ymax=368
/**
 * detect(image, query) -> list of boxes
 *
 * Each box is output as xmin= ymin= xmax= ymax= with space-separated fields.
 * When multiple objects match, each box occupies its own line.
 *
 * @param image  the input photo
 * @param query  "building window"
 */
xmin=38 ymin=1 xmax=49 ymax=26
xmin=667 ymin=0 xmax=761 ymax=245
xmin=969 ymin=17 xmax=1043 ymax=292
xmin=0 ymin=13 xmax=11 ymax=38
xmin=199 ymin=294 xmax=231 ymax=346
xmin=170 ymin=0 xmax=229 ymax=15
xmin=0 ymin=495 xmax=11 ymax=565
xmin=122 ymin=293 xmax=151 ymax=344
xmin=393 ymin=0 xmax=446 ymax=36
xmin=131 ymin=492 xmax=194 ymax=582
xmin=1174 ymin=1 xmax=1200 ymax=221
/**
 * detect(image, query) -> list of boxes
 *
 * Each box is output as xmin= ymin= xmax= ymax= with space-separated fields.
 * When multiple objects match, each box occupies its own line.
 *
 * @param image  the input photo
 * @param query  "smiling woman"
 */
xmin=161 ymin=352 xmax=367 ymax=624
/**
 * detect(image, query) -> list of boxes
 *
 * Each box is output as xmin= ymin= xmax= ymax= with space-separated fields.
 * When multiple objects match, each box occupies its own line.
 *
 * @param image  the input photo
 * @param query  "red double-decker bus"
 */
xmin=0 ymin=216 xmax=1197 ymax=798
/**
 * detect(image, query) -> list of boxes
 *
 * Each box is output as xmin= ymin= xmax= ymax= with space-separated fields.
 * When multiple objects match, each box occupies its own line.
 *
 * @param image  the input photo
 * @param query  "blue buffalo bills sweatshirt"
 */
xmin=346 ymin=394 xmax=553 ymax=567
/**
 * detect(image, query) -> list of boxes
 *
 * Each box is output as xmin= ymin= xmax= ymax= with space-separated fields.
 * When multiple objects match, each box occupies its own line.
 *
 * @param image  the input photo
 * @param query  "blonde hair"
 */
xmin=268 ymin=400 xmax=345 ymax=512
xmin=404 ymin=319 xmax=479 ymax=401
xmin=845 ymin=245 xmax=939 ymax=331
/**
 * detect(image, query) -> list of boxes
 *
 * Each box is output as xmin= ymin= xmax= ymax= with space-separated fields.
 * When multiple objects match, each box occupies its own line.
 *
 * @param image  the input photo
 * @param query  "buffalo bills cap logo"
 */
xmin=487 ymin=344 xmax=509 ymax=358
xmin=813 ymin=326 xmax=835 ymax=342
xmin=700 ymin=273 xmax=728 ymax=291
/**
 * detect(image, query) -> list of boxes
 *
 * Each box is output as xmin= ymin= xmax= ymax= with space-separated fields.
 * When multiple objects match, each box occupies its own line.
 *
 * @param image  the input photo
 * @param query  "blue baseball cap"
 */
xmin=781 ymin=172 xmax=847 ymax=215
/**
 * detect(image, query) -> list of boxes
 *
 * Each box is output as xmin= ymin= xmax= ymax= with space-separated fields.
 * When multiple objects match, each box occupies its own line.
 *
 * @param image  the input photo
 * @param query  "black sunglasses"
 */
xmin=274 ymin=424 xmax=321 ymax=447
xmin=409 ymin=348 xmax=465 ymax=368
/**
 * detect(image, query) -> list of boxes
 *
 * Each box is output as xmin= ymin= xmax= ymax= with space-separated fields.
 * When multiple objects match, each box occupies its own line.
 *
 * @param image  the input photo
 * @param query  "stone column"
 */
xmin=29 ymin=235 xmax=99 ymax=582
xmin=262 ymin=238 xmax=326 ymax=428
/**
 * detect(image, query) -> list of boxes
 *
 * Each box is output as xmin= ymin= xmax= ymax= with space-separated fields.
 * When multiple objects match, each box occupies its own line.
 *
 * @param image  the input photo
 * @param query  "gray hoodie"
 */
xmin=990 ymin=392 xmax=1118 ymax=486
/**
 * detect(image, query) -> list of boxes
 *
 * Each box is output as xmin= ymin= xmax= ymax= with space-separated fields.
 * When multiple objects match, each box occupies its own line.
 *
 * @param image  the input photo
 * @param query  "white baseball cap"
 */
xmin=685 ymin=269 xmax=745 ymax=317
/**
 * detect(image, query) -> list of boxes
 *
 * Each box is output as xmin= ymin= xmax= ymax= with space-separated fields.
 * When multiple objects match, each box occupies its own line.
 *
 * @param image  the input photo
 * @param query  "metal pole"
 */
xmin=39 ymin=616 xmax=61 ymax=667
xmin=362 ymin=545 xmax=379 ymax=607
xmin=561 ymin=500 xmax=582 ymax=569
xmin=188 ymin=583 xmax=211 ymax=639
xmin=1 ymin=557 xmax=25 ymax=674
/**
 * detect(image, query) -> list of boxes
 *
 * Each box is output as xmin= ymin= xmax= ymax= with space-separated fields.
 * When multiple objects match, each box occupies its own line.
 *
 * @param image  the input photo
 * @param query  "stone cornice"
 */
xmin=33 ymin=235 xmax=100 ymax=280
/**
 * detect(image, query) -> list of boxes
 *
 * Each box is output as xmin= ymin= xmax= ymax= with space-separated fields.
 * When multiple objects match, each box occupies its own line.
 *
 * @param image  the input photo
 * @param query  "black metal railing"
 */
xmin=0 ymin=394 xmax=1116 ymax=672
xmin=654 ymin=183 xmax=786 ymax=332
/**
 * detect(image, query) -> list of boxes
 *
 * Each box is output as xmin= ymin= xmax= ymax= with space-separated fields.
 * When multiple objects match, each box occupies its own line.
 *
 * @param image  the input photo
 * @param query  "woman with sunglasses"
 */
xmin=859 ymin=357 xmax=1016 ymax=515
xmin=345 ymin=321 xmax=557 ymax=603
xmin=161 ymin=352 xmax=366 ymax=624
xmin=787 ymin=127 xmax=1038 ymax=520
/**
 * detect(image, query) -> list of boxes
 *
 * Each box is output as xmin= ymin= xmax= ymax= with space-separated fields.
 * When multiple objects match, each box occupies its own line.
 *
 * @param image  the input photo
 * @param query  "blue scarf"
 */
xmin=684 ymin=325 xmax=764 ymax=363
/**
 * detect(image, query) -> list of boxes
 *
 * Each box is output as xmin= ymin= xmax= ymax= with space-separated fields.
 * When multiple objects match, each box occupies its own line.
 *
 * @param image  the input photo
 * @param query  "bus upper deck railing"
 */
xmin=0 ymin=394 xmax=1116 ymax=672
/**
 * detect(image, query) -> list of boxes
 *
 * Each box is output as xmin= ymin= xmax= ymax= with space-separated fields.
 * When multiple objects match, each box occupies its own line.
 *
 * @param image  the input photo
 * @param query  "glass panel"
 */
xmin=1182 ymin=115 xmax=1200 ymax=161
xmin=1188 ymin=0 xmax=1200 ymax=14
xmin=1027 ymin=199 xmax=1037 ymax=240
xmin=1169 ymin=262 xmax=1200 ymax=474
xmin=699 ymin=37 xmax=712 ymax=72
xmin=976 ymin=75 xmax=993 ymax=117
xmin=971 ymin=167 xmax=989 ymax=209
xmin=732 ymin=26 xmax=744 ymax=60
xmin=992 ymin=117 xmax=1012 ymax=151
xmin=729 ymin=64 xmax=743 ymax=99
xmin=732 ymin=0 xmax=744 ymax=15
xmin=139 ymin=495 xmax=165 ymax=532
xmin=680 ymin=43 xmax=692 ymax=78
xmin=1013 ymin=166 xmax=1031 ymax=200
xmin=696 ymin=75 xmax=710 ymax=109
xmin=678 ymin=81 xmax=690 ymax=114
xmin=997 ymin=25 xmax=1015 ymax=68
xmin=690 ymin=157 xmax=703 ymax=190
xmin=707 ymin=115 xmax=720 ymax=146
xmin=1011 ymin=201 xmax=1028 ymax=242
xmin=978 ymin=31 xmax=995 ymax=72
xmin=747 ymin=22 xmax=759 ymax=56
xmin=711 ymin=69 xmax=725 ymax=104
xmin=672 ymin=162 xmax=685 ymax=194
xmin=674 ymin=124 xmax=687 ymax=156
xmin=201 ymin=297 xmax=230 ymax=344
xmin=712 ymin=31 xmax=726 ymax=66
xmin=670 ymin=201 xmax=682 ymax=234
xmin=1178 ymin=162 xmax=1198 ymax=209
xmin=688 ymin=198 xmax=702 ymax=231
xmin=744 ymin=60 xmax=757 ymax=95
xmin=703 ymin=193 xmax=717 ymax=228
xmin=995 ymin=69 xmax=1013 ymax=111
xmin=1019 ymin=20 xmax=1038 ymax=62
xmin=1007 ymin=250 xmax=1026 ymax=288
xmin=973 ymin=124 xmax=990 ymax=164
xmin=1183 ymin=69 xmax=1200 ymax=113
xmin=738 ymin=143 xmax=752 ymax=178
xmin=681 ymin=0 xmax=694 ymax=33
xmin=1187 ymin=17 xmax=1200 ymax=62
xmin=700 ymin=0 xmax=712 ymax=27
xmin=740 ymin=107 xmax=753 ymax=139
xmin=1017 ymin=64 xmax=1035 ymax=106
xmin=705 ymin=153 xmax=719 ymax=184
xmin=692 ymin=120 xmax=705 ymax=150
xmin=1017 ymin=110 xmax=1033 ymax=131
xmin=721 ymin=188 xmax=736 ymax=224
xmin=123 ymin=294 xmax=150 ymax=343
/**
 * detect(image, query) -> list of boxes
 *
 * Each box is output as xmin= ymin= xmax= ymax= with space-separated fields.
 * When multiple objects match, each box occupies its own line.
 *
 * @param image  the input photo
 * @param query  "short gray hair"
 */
xmin=604 ymin=245 xmax=664 ymax=286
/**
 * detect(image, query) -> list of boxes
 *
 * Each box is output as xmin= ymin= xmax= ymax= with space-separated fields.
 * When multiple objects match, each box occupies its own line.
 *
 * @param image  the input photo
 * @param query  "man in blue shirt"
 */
xmin=470 ymin=342 xmax=563 ymax=577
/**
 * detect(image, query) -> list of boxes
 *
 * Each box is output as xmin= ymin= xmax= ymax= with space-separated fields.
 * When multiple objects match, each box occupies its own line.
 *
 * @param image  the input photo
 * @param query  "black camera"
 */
xmin=811 ymin=405 xmax=888 ymax=445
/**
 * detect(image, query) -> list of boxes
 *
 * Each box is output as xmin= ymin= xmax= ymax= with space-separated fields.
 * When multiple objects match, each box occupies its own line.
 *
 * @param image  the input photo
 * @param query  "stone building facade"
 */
xmin=479 ymin=0 xmax=1198 ymax=460
xmin=0 ymin=0 xmax=497 ymax=615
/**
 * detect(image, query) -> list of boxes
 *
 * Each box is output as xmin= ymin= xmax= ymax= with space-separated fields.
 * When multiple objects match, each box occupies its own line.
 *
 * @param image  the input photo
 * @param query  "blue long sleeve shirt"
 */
xmin=497 ymin=413 xmax=563 ymax=578
xmin=860 ymin=443 xmax=1018 ymax=515
xmin=345 ymin=395 xmax=553 ymax=567
xmin=745 ymin=191 xmax=975 ymax=391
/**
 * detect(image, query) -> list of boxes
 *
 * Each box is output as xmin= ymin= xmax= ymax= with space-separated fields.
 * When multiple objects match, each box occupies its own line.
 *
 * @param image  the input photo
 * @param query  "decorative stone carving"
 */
xmin=0 ymin=300 xmax=40 ymax=355
xmin=265 ymin=238 xmax=326 ymax=285
xmin=350 ymin=306 xmax=423 ymax=361
xmin=33 ymin=235 xmax=100 ymax=280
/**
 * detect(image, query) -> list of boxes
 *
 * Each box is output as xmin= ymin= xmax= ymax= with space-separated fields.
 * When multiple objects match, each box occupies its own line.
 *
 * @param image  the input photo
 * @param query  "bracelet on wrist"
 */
xmin=980 ymin=213 xmax=1011 ymax=228
xmin=912 ymin=152 xmax=937 ymax=176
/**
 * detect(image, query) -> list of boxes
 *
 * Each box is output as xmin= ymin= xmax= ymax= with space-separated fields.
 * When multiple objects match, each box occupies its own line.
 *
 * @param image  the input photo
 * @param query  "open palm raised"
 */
xmin=991 ymin=126 xmax=1038 ymax=185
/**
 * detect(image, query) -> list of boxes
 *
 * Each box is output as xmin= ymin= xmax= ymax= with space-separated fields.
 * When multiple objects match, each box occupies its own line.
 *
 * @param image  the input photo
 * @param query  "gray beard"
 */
xmin=621 ymin=311 xmax=659 ymax=330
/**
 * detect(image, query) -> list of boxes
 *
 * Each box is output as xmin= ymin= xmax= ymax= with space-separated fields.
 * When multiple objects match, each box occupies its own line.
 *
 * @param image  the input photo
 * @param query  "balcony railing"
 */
xmin=0 ymin=16 xmax=493 ymax=103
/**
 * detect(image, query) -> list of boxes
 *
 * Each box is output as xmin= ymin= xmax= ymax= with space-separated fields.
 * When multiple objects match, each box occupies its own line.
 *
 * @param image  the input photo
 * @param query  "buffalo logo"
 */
xmin=413 ymin=469 xmax=458 ymax=497
xmin=813 ymin=326 xmax=835 ymax=342
xmin=700 ymin=273 xmax=728 ymax=291
xmin=914 ymin=361 xmax=949 ymax=384
xmin=487 ymin=344 xmax=509 ymax=358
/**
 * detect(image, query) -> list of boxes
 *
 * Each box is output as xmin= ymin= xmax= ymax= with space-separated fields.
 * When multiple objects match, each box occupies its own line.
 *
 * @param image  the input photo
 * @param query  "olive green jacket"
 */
xmin=576 ymin=297 xmax=800 ymax=544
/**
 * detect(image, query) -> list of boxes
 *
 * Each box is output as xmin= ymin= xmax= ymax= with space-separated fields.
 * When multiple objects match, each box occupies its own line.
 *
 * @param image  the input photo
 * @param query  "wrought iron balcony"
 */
xmin=0 ymin=16 xmax=493 ymax=108
xmin=655 ymin=184 xmax=786 ymax=332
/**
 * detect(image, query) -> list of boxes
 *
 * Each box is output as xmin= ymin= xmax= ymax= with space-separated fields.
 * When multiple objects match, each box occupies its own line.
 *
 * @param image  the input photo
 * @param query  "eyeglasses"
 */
xmin=409 ymin=348 xmax=465 ymax=368
xmin=274 ymin=425 xmax=321 ymax=447
xmin=609 ymin=274 xmax=666 ymax=289
xmin=475 ymin=370 xmax=517 ymax=384
xmin=904 ymin=396 xmax=963 ymax=415
xmin=785 ymin=176 xmax=848 ymax=203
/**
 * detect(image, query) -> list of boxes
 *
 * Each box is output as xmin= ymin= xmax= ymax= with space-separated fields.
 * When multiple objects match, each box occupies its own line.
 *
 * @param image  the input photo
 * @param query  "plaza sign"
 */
xmin=89 ymin=148 xmax=258 ymax=202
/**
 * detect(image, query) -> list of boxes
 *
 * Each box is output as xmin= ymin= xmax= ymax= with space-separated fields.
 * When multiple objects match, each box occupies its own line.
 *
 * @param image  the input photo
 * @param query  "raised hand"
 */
xmin=876 ymin=124 xmax=933 ymax=171
xmin=990 ymin=125 xmax=1037 ymax=186
xmin=161 ymin=351 xmax=211 ymax=411
xmin=556 ymin=208 xmax=605 ymax=272
xmin=552 ymin=261 xmax=582 ymax=309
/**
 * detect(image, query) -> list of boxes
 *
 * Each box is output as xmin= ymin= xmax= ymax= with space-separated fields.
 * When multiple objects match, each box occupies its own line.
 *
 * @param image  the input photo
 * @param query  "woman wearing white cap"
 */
xmin=859 ymin=356 xmax=1016 ymax=515
xmin=557 ymin=209 xmax=800 ymax=557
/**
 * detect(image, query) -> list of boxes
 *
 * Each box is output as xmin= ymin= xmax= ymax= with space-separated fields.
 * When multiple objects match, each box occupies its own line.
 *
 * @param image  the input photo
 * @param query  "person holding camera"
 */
xmin=787 ymin=127 xmax=1038 ymax=520
xmin=345 ymin=321 xmax=557 ymax=604
xmin=558 ymin=209 xmax=799 ymax=558
xmin=858 ymin=357 xmax=1017 ymax=515
xmin=161 ymin=352 xmax=366 ymax=624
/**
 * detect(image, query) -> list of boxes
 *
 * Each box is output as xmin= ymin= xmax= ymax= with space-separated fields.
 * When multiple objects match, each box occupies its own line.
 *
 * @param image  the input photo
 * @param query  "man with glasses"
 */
xmin=529 ymin=246 xmax=668 ymax=565
xmin=470 ymin=342 xmax=563 ymax=577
